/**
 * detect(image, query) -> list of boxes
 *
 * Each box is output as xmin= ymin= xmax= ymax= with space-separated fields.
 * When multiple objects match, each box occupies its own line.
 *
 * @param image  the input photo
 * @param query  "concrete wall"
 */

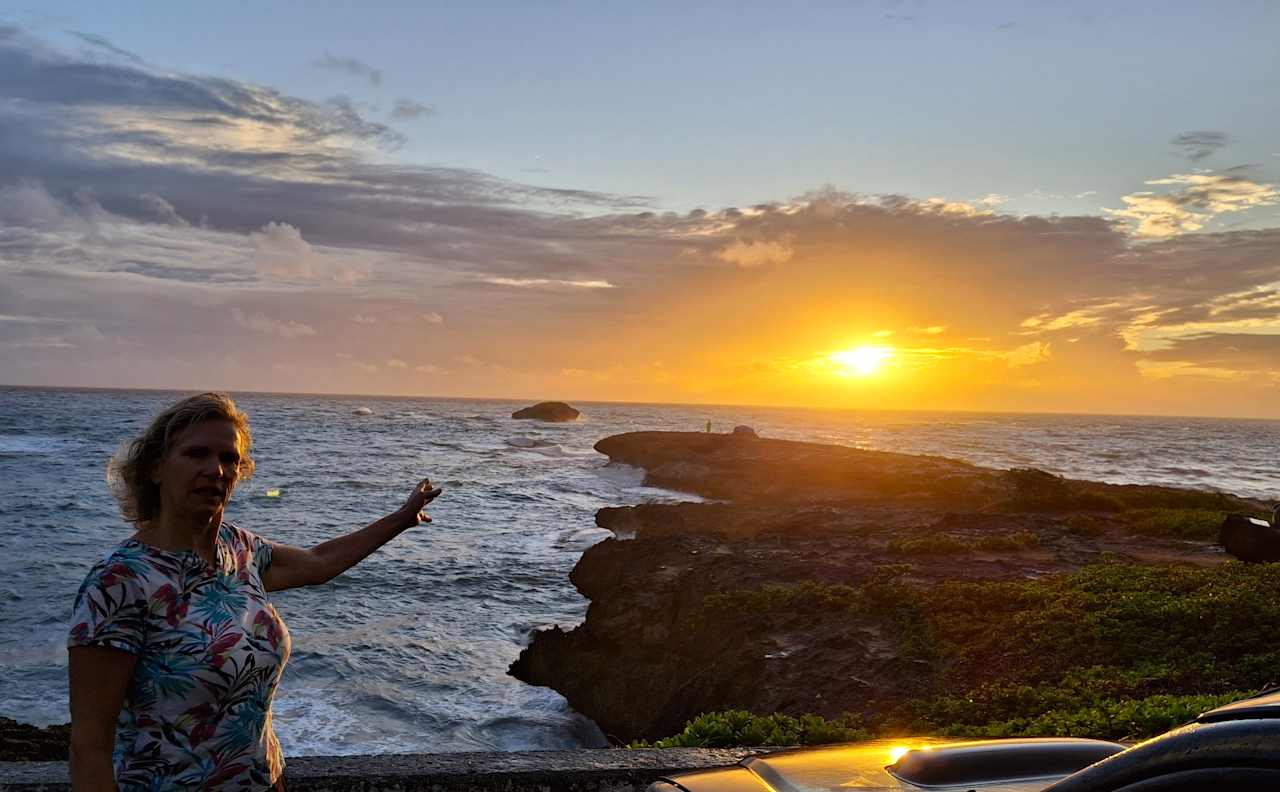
xmin=0 ymin=748 xmax=763 ymax=791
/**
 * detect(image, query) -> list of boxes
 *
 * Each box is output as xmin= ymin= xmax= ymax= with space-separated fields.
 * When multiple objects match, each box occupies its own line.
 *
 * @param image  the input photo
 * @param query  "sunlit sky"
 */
xmin=3 ymin=2 xmax=1280 ymax=417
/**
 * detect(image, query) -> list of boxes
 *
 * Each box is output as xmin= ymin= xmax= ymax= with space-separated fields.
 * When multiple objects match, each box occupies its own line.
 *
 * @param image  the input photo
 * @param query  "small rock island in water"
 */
xmin=511 ymin=430 xmax=1277 ymax=745
xmin=511 ymin=401 xmax=580 ymax=422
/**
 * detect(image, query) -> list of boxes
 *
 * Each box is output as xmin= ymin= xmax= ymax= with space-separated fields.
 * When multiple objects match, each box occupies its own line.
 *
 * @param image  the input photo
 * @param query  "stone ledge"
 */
xmin=0 ymin=748 xmax=765 ymax=790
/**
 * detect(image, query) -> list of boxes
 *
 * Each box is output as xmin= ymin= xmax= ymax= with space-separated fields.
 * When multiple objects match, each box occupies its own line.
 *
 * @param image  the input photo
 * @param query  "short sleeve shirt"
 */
xmin=68 ymin=523 xmax=291 ymax=790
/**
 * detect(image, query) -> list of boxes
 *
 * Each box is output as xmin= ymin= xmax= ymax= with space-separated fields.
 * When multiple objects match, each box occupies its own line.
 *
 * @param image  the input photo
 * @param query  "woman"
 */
xmin=67 ymin=392 xmax=441 ymax=790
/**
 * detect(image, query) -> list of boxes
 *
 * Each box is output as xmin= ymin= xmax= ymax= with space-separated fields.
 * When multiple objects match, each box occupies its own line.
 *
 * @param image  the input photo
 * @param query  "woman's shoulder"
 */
xmin=219 ymin=522 xmax=274 ymax=576
xmin=220 ymin=521 xmax=268 ymax=550
xmin=74 ymin=539 xmax=169 ymax=598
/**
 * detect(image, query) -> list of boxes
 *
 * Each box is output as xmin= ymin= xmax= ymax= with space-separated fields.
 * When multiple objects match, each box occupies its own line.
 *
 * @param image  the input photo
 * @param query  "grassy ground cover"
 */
xmin=647 ymin=560 xmax=1280 ymax=746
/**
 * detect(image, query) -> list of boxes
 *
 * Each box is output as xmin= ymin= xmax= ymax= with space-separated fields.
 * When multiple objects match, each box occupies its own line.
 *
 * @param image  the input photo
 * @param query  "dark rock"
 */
xmin=731 ymin=425 xmax=758 ymax=438
xmin=1220 ymin=513 xmax=1280 ymax=562
xmin=0 ymin=717 xmax=69 ymax=761
xmin=510 ymin=431 xmax=1267 ymax=743
xmin=511 ymin=402 xmax=580 ymax=422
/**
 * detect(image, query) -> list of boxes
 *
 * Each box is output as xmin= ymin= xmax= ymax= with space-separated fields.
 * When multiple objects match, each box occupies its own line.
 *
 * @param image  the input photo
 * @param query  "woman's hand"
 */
xmin=396 ymin=478 xmax=443 ymax=528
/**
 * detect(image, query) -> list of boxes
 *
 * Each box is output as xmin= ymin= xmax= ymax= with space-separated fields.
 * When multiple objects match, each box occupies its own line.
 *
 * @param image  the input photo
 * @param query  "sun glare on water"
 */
xmin=829 ymin=346 xmax=894 ymax=377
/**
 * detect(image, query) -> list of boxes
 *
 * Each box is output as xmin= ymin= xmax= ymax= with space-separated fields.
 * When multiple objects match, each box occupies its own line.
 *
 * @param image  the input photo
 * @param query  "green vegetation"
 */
xmin=701 ymin=580 xmax=860 ymax=616
xmin=650 ymin=692 xmax=1240 ymax=747
xmin=630 ymin=710 xmax=868 ymax=748
xmin=1122 ymin=508 xmax=1229 ymax=541
xmin=998 ymin=468 xmax=1247 ymax=516
xmin=929 ymin=691 xmax=1242 ymax=740
xmin=888 ymin=531 xmax=1040 ymax=555
xmin=1001 ymin=468 xmax=1121 ymax=512
xmin=1065 ymin=514 xmax=1106 ymax=537
xmin=667 ymin=561 xmax=1280 ymax=747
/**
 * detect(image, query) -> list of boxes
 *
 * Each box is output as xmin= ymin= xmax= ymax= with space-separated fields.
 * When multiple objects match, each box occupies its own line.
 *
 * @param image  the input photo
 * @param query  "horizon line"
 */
xmin=3 ymin=382 xmax=1278 ymax=424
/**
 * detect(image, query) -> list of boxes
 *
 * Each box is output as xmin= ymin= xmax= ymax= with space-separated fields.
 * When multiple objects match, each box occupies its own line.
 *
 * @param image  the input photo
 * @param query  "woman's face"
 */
xmin=152 ymin=420 xmax=243 ymax=524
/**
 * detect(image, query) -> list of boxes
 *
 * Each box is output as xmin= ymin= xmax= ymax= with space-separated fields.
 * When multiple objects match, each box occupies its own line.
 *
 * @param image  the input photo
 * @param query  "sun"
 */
xmin=829 ymin=346 xmax=893 ymax=377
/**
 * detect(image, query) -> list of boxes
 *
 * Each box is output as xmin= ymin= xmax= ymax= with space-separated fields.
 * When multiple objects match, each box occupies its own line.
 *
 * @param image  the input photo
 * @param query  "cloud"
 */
xmin=1005 ymin=341 xmax=1051 ymax=367
xmin=391 ymin=99 xmax=433 ymax=120
xmin=422 ymin=312 xmax=444 ymax=324
xmin=1170 ymin=131 xmax=1230 ymax=162
xmin=0 ymin=322 xmax=103 ymax=350
xmin=313 ymin=53 xmax=382 ymax=86
xmin=0 ymin=181 xmax=68 ymax=227
xmin=67 ymin=31 xmax=147 ymax=65
xmin=251 ymin=221 xmax=318 ymax=279
xmin=1106 ymin=170 xmax=1280 ymax=237
xmin=230 ymin=308 xmax=316 ymax=339
xmin=715 ymin=239 xmax=793 ymax=268
xmin=1020 ymin=303 xmax=1128 ymax=333
xmin=248 ymin=221 xmax=369 ymax=284
xmin=480 ymin=277 xmax=615 ymax=289
xmin=913 ymin=197 xmax=994 ymax=216
xmin=1136 ymin=332 xmax=1280 ymax=380
xmin=139 ymin=193 xmax=189 ymax=226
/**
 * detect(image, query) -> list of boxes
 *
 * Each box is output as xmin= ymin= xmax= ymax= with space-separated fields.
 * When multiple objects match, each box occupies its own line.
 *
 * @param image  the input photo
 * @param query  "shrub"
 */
xmin=888 ymin=532 xmax=1040 ymax=555
xmin=975 ymin=531 xmax=1041 ymax=551
xmin=1122 ymin=508 xmax=1228 ymax=541
xmin=701 ymin=581 xmax=861 ymax=616
xmin=933 ymin=692 xmax=1243 ymax=741
xmin=1065 ymin=515 xmax=1105 ymax=537
xmin=1001 ymin=468 xmax=1122 ymax=512
xmin=631 ymin=710 xmax=869 ymax=748
xmin=888 ymin=535 xmax=970 ymax=555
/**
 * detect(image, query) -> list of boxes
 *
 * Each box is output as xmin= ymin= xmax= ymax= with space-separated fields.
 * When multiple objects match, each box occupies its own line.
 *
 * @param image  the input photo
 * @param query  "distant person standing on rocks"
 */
xmin=67 ymin=392 xmax=441 ymax=790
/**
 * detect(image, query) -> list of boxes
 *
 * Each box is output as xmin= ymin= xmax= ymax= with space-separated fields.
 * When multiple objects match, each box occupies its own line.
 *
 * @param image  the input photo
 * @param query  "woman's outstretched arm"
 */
xmin=263 ymin=479 xmax=441 ymax=592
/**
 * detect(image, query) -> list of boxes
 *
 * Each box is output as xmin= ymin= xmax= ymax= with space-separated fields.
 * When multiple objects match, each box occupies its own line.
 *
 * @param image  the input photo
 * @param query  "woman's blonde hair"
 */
xmin=107 ymin=392 xmax=255 ymax=524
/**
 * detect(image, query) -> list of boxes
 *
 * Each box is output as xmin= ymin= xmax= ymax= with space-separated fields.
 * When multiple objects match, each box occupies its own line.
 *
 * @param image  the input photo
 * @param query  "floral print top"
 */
xmin=68 ymin=523 xmax=291 ymax=790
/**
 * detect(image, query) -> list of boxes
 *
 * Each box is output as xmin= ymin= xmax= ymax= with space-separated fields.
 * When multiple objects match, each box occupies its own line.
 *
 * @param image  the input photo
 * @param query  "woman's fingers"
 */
xmin=403 ymin=479 xmax=442 ymax=525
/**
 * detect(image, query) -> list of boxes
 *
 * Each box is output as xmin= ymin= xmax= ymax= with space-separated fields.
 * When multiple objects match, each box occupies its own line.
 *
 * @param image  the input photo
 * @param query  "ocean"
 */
xmin=1 ymin=387 xmax=1276 ymax=755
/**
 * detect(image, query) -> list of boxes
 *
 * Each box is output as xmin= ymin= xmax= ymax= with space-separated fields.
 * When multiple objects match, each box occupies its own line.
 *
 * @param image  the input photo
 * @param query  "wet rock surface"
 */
xmin=511 ymin=431 xmax=1263 ymax=743
xmin=0 ymin=718 xmax=69 ymax=761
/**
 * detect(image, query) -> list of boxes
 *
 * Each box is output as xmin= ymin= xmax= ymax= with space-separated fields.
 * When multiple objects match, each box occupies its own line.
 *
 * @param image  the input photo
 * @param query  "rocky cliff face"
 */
xmin=510 ymin=432 xmax=1260 ymax=743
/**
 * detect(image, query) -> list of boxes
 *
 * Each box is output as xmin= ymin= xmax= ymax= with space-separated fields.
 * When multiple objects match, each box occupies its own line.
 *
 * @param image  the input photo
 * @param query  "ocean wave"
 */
xmin=504 ymin=437 xmax=564 ymax=455
xmin=0 ymin=434 xmax=73 ymax=455
xmin=328 ymin=479 xmax=391 ymax=490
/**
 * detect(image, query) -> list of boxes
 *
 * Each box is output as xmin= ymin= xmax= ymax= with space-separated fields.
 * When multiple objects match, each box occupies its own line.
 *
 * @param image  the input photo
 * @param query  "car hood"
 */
xmin=664 ymin=738 xmax=1124 ymax=792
